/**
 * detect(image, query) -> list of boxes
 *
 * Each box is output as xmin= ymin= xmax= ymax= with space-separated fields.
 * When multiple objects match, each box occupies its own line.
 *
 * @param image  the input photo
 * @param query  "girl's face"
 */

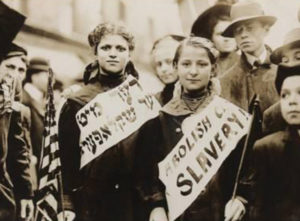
xmin=212 ymin=20 xmax=236 ymax=53
xmin=97 ymin=34 xmax=130 ymax=74
xmin=280 ymin=75 xmax=300 ymax=125
xmin=176 ymin=46 xmax=213 ymax=93
xmin=153 ymin=38 xmax=179 ymax=84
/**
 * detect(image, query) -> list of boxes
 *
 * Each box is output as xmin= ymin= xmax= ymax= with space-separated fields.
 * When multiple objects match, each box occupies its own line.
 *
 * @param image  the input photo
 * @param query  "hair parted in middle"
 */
xmin=173 ymin=36 xmax=220 ymax=66
xmin=88 ymin=22 xmax=135 ymax=55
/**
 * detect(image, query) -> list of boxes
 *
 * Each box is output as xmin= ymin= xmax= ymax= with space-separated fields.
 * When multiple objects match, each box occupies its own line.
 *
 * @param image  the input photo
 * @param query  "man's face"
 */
xmin=233 ymin=20 xmax=269 ymax=55
xmin=0 ymin=56 xmax=27 ymax=82
xmin=280 ymin=47 xmax=300 ymax=67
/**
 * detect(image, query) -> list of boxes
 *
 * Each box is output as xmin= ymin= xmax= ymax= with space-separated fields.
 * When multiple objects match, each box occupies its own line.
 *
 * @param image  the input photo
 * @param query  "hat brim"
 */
xmin=222 ymin=15 xmax=277 ymax=37
xmin=271 ymin=40 xmax=300 ymax=64
xmin=191 ymin=4 xmax=231 ymax=38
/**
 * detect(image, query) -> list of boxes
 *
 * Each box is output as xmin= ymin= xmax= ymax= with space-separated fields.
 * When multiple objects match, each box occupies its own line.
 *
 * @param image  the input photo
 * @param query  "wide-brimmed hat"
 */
xmin=191 ymin=4 xmax=231 ymax=39
xmin=271 ymin=28 xmax=300 ymax=65
xmin=222 ymin=1 xmax=277 ymax=37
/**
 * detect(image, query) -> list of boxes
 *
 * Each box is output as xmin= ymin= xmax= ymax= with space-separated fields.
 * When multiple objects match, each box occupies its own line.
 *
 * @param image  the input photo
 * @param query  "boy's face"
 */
xmin=233 ymin=20 xmax=269 ymax=56
xmin=281 ymin=47 xmax=300 ymax=67
xmin=280 ymin=75 xmax=300 ymax=125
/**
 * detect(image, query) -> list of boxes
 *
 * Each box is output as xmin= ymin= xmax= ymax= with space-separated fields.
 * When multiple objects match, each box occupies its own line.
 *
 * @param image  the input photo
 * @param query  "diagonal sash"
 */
xmin=76 ymin=75 xmax=161 ymax=168
xmin=158 ymin=96 xmax=251 ymax=221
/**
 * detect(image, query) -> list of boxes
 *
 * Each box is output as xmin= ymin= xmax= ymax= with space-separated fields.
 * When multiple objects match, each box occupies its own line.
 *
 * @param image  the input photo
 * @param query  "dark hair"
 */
xmin=151 ymin=34 xmax=185 ymax=54
xmin=173 ymin=37 xmax=219 ymax=66
xmin=275 ymin=65 xmax=300 ymax=94
xmin=88 ymin=23 xmax=135 ymax=55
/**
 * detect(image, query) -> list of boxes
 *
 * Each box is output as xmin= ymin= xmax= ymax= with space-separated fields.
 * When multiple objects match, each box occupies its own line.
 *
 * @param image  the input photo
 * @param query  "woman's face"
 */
xmin=176 ymin=46 xmax=213 ymax=93
xmin=153 ymin=39 xmax=179 ymax=84
xmin=97 ymin=34 xmax=130 ymax=74
xmin=280 ymin=75 xmax=300 ymax=125
xmin=212 ymin=20 xmax=237 ymax=53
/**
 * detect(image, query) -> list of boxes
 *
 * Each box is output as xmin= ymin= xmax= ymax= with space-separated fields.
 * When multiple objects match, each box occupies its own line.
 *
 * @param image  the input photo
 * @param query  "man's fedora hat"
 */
xmin=271 ymin=28 xmax=300 ymax=65
xmin=222 ymin=1 xmax=276 ymax=37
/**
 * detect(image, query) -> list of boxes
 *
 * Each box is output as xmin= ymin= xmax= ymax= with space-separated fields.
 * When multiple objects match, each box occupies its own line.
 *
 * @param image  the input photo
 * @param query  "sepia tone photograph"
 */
xmin=0 ymin=0 xmax=300 ymax=221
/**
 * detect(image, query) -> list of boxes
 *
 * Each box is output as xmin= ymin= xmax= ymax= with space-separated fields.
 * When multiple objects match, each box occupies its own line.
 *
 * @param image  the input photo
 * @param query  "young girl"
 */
xmin=250 ymin=64 xmax=300 ymax=221
xmin=151 ymin=35 xmax=185 ymax=105
xmin=58 ymin=23 xmax=162 ymax=221
xmin=152 ymin=37 xmax=245 ymax=221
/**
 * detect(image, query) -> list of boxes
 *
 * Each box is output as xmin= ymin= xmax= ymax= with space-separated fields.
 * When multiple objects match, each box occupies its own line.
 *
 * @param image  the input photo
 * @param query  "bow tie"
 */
xmin=253 ymin=60 xmax=262 ymax=68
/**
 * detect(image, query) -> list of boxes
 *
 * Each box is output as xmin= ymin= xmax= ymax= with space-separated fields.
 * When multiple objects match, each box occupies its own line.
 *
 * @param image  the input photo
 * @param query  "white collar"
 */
xmin=24 ymin=83 xmax=44 ymax=101
xmin=245 ymin=47 xmax=267 ymax=66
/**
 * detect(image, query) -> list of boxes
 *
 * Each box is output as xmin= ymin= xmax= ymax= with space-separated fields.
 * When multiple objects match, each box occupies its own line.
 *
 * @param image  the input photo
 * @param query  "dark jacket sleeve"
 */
xmin=7 ymin=110 xmax=33 ymax=199
xmin=58 ymin=100 xmax=83 ymax=210
xmin=133 ymin=117 xmax=167 ymax=210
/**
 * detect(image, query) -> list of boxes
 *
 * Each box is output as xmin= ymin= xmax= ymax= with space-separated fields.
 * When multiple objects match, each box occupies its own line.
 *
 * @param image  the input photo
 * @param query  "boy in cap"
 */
xmin=263 ymin=27 xmax=300 ymax=135
xmin=1 ymin=43 xmax=35 ymax=221
xmin=220 ymin=0 xmax=279 ymax=113
xmin=249 ymin=64 xmax=300 ymax=221
xmin=23 ymin=57 xmax=50 ymax=166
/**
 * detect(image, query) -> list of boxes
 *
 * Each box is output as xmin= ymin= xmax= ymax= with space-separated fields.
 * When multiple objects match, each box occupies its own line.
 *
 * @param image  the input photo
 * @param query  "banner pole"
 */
xmin=231 ymin=95 xmax=260 ymax=199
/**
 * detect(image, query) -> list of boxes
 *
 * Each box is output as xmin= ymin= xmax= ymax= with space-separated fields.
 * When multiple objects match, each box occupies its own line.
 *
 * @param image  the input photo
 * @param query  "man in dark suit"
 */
xmin=0 ymin=2 xmax=34 ymax=221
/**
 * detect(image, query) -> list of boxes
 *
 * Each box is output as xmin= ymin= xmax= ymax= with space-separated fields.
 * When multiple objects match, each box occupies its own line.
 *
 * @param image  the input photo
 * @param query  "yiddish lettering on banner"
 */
xmin=76 ymin=75 xmax=161 ymax=168
xmin=158 ymin=96 xmax=251 ymax=221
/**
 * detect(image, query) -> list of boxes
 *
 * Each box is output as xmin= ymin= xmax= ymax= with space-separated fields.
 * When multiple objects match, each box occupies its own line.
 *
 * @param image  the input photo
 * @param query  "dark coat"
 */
xmin=157 ymin=93 xmax=247 ymax=221
xmin=155 ymin=82 xmax=176 ymax=106
xmin=262 ymin=101 xmax=287 ymax=135
xmin=0 ymin=110 xmax=33 ymax=221
xmin=22 ymin=88 xmax=44 ymax=166
xmin=217 ymin=51 xmax=239 ymax=77
xmin=220 ymin=48 xmax=279 ymax=113
xmin=250 ymin=128 xmax=300 ymax=221
xmin=58 ymin=73 xmax=163 ymax=221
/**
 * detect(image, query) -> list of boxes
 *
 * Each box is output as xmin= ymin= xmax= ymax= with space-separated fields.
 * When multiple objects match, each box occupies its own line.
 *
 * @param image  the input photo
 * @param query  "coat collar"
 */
xmin=161 ymin=78 xmax=220 ymax=116
xmin=240 ymin=45 xmax=272 ymax=71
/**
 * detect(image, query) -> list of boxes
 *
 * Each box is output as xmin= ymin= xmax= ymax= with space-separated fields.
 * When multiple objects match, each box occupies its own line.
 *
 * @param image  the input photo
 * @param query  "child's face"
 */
xmin=153 ymin=39 xmax=179 ymax=84
xmin=176 ymin=46 xmax=212 ymax=93
xmin=280 ymin=75 xmax=300 ymax=125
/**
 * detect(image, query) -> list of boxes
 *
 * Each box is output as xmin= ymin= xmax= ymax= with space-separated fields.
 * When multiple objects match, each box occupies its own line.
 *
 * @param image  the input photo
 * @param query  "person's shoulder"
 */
xmin=254 ymin=130 xmax=287 ymax=152
xmin=219 ymin=58 xmax=243 ymax=81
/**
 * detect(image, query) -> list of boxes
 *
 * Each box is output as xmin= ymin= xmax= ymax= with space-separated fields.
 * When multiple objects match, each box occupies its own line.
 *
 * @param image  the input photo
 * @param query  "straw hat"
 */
xmin=222 ymin=1 xmax=276 ymax=37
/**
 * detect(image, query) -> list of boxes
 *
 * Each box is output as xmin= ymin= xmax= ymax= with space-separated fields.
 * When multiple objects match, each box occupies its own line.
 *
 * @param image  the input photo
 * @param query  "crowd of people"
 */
xmin=1 ymin=0 xmax=300 ymax=221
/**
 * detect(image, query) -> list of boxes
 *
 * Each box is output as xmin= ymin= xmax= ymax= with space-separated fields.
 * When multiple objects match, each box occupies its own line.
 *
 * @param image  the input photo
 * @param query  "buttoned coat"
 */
xmin=220 ymin=48 xmax=279 ymax=113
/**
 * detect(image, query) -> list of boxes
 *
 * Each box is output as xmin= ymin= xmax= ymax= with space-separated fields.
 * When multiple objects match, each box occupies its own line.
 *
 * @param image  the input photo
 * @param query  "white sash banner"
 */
xmin=158 ymin=96 xmax=251 ymax=221
xmin=76 ymin=75 xmax=161 ymax=168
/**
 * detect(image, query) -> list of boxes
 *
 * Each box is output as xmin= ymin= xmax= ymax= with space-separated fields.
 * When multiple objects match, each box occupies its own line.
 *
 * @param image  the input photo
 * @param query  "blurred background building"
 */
xmin=4 ymin=0 xmax=300 ymax=92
